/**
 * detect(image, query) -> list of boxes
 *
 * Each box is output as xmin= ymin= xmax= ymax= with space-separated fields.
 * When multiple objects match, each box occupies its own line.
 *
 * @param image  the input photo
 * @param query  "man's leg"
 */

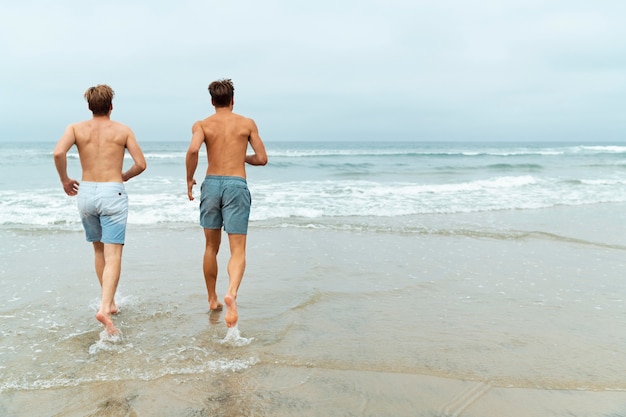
xmin=224 ymin=233 xmax=247 ymax=328
xmin=93 ymin=241 xmax=104 ymax=285
xmin=92 ymin=242 xmax=118 ymax=314
xmin=204 ymin=228 xmax=223 ymax=311
xmin=95 ymin=243 xmax=123 ymax=335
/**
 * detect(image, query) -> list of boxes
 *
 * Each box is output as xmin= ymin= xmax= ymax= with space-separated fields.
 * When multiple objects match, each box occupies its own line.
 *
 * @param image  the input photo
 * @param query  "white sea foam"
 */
xmin=0 ymin=356 xmax=259 ymax=392
xmin=3 ymin=141 xmax=626 ymax=229
xmin=88 ymin=330 xmax=125 ymax=355
xmin=87 ymin=293 xmax=139 ymax=312
xmin=577 ymin=145 xmax=626 ymax=153
xmin=220 ymin=326 xmax=254 ymax=347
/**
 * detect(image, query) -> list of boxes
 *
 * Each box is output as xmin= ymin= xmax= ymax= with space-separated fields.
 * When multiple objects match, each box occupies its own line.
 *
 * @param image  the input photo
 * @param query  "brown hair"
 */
xmin=84 ymin=84 xmax=114 ymax=116
xmin=208 ymin=79 xmax=234 ymax=108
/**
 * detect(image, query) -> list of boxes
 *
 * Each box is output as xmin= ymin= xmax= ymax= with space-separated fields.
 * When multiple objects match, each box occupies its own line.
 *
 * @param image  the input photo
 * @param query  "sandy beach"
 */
xmin=4 ymin=368 xmax=626 ymax=417
xmin=2 ymin=203 xmax=626 ymax=416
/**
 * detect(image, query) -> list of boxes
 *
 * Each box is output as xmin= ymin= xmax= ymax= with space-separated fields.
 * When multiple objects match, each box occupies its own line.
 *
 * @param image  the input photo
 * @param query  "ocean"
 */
xmin=3 ymin=141 xmax=626 ymax=229
xmin=2 ymin=141 xmax=626 ymax=416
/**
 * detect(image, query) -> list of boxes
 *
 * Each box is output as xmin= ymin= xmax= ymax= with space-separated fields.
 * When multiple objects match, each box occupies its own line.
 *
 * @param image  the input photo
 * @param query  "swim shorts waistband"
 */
xmin=204 ymin=175 xmax=247 ymax=184
xmin=80 ymin=181 xmax=125 ymax=190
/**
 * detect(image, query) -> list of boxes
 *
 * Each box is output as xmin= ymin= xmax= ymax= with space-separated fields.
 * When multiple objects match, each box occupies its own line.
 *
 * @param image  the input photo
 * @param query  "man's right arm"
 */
xmin=53 ymin=125 xmax=80 ymax=196
xmin=122 ymin=129 xmax=147 ymax=182
xmin=245 ymin=119 xmax=268 ymax=166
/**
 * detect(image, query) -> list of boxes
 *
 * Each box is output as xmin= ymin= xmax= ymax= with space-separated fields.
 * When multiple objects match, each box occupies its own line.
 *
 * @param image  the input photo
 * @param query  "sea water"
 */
xmin=1 ymin=141 xmax=626 ymax=415
xmin=2 ymin=141 xmax=626 ymax=230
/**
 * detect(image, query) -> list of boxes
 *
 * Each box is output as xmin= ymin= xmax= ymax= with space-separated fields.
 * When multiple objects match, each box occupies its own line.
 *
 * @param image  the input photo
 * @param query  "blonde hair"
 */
xmin=84 ymin=84 xmax=114 ymax=116
xmin=208 ymin=79 xmax=234 ymax=107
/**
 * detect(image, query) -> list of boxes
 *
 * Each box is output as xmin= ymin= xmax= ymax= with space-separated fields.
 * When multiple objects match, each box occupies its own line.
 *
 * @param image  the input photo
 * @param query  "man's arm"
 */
xmin=245 ymin=119 xmax=268 ymax=166
xmin=122 ymin=129 xmax=147 ymax=182
xmin=53 ymin=125 xmax=80 ymax=196
xmin=186 ymin=122 xmax=204 ymax=201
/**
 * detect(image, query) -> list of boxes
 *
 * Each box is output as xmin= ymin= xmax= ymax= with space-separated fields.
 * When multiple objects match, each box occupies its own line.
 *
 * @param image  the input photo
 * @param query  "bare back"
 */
xmin=72 ymin=118 xmax=132 ymax=182
xmin=54 ymin=109 xmax=145 ymax=197
xmin=195 ymin=111 xmax=256 ymax=178
xmin=186 ymin=104 xmax=267 ymax=202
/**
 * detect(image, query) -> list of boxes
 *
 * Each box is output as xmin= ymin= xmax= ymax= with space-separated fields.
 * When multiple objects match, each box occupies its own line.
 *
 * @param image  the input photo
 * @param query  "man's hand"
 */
xmin=62 ymin=179 xmax=80 ymax=196
xmin=187 ymin=178 xmax=197 ymax=201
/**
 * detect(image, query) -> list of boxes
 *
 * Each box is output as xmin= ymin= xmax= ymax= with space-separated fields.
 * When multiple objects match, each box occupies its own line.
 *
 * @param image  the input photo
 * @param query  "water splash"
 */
xmin=220 ymin=326 xmax=253 ymax=347
xmin=88 ymin=330 xmax=126 ymax=354
xmin=88 ymin=293 xmax=140 ymax=312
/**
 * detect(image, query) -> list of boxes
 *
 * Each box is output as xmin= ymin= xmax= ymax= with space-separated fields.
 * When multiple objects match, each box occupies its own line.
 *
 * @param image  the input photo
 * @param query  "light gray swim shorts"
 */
xmin=77 ymin=182 xmax=128 ymax=244
xmin=199 ymin=175 xmax=251 ymax=234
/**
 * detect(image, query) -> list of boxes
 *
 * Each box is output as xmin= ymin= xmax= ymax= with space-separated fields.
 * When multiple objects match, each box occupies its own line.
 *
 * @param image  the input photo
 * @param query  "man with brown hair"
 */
xmin=186 ymin=78 xmax=268 ymax=328
xmin=53 ymin=84 xmax=146 ymax=336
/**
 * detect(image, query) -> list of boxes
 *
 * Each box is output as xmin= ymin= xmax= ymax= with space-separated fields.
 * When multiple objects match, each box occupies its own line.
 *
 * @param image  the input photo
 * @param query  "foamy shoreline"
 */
xmin=2 ymin=205 xmax=626 ymax=415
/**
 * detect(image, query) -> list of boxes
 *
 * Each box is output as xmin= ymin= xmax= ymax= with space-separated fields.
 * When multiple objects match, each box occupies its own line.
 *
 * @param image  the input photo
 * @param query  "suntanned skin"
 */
xmin=186 ymin=99 xmax=267 ymax=328
xmin=53 ymin=107 xmax=146 ymax=335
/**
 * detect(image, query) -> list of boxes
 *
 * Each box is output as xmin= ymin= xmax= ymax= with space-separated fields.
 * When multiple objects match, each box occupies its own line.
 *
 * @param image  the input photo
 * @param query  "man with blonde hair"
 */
xmin=186 ymin=78 xmax=268 ymax=328
xmin=53 ymin=84 xmax=146 ymax=336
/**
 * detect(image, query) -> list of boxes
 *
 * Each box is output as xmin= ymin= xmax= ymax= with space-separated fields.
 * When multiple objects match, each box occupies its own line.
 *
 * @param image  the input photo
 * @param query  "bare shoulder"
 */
xmin=192 ymin=118 xmax=208 ymax=130
xmin=191 ymin=119 xmax=210 ymax=139
xmin=110 ymin=119 xmax=133 ymax=133
xmin=71 ymin=119 xmax=91 ymax=129
xmin=234 ymin=112 xmax=254 ymax=122
xmin=69 ymin=120 xmax=93 ymax=139
xmin=234 ymin=113 xmax=257 ymax=129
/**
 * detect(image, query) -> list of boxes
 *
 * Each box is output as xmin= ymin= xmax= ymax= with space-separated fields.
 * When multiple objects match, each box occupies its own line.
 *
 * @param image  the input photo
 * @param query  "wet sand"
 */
xmin=2 ymin=367 xmax=626 ymax=416
xmin=2 ymin=204 xmax=626 ymax=416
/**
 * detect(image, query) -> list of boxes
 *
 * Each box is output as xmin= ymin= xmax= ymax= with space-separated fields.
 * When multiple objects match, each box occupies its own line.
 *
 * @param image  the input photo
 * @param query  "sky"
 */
xmin=1 ymin=0 xmax=625 ymax=143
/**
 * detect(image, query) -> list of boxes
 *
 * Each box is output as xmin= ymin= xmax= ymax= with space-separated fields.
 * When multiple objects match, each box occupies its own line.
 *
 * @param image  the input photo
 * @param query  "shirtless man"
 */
xmin=53 ymin=84 xmax=146 ymax=336
xmin=186 ymin=79 xmax=268 ymax=328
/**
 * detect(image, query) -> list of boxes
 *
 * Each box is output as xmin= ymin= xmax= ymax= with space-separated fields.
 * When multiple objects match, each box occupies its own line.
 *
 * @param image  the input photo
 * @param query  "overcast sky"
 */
xmin=1 ymin=0 xmax=625 ymax=142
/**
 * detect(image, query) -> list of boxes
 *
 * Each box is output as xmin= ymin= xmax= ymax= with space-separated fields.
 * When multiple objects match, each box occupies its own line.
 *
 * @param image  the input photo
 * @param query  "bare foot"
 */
xmin=96 ymin=310 xmax=119 ymax=335
xmin=111 ymin=303 xmax=119 ymax=315
xmin=224 ymin=294 xmax=238 ymax=328
xmin=209 ymin=297 xmax=223 ymax=311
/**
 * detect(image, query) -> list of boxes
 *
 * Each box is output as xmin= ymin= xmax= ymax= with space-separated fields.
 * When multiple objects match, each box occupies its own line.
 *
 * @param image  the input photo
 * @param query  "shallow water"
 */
xmin=2 ymin=204 xmax=626 ymax=415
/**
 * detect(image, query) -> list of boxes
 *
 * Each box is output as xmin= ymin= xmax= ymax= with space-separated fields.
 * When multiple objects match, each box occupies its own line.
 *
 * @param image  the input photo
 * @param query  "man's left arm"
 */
xmin=186 ymin=122 xmax=204 ymax=201
xmin=53 ymin=125 xmax=80 ymax=196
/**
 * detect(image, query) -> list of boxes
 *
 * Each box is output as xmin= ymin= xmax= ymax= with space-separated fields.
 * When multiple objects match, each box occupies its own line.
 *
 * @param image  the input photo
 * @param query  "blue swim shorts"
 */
xmin=77 ymin=182 xmax=128 ymax=244
xmin=200 ymin=175 xmax=251 ymax=234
